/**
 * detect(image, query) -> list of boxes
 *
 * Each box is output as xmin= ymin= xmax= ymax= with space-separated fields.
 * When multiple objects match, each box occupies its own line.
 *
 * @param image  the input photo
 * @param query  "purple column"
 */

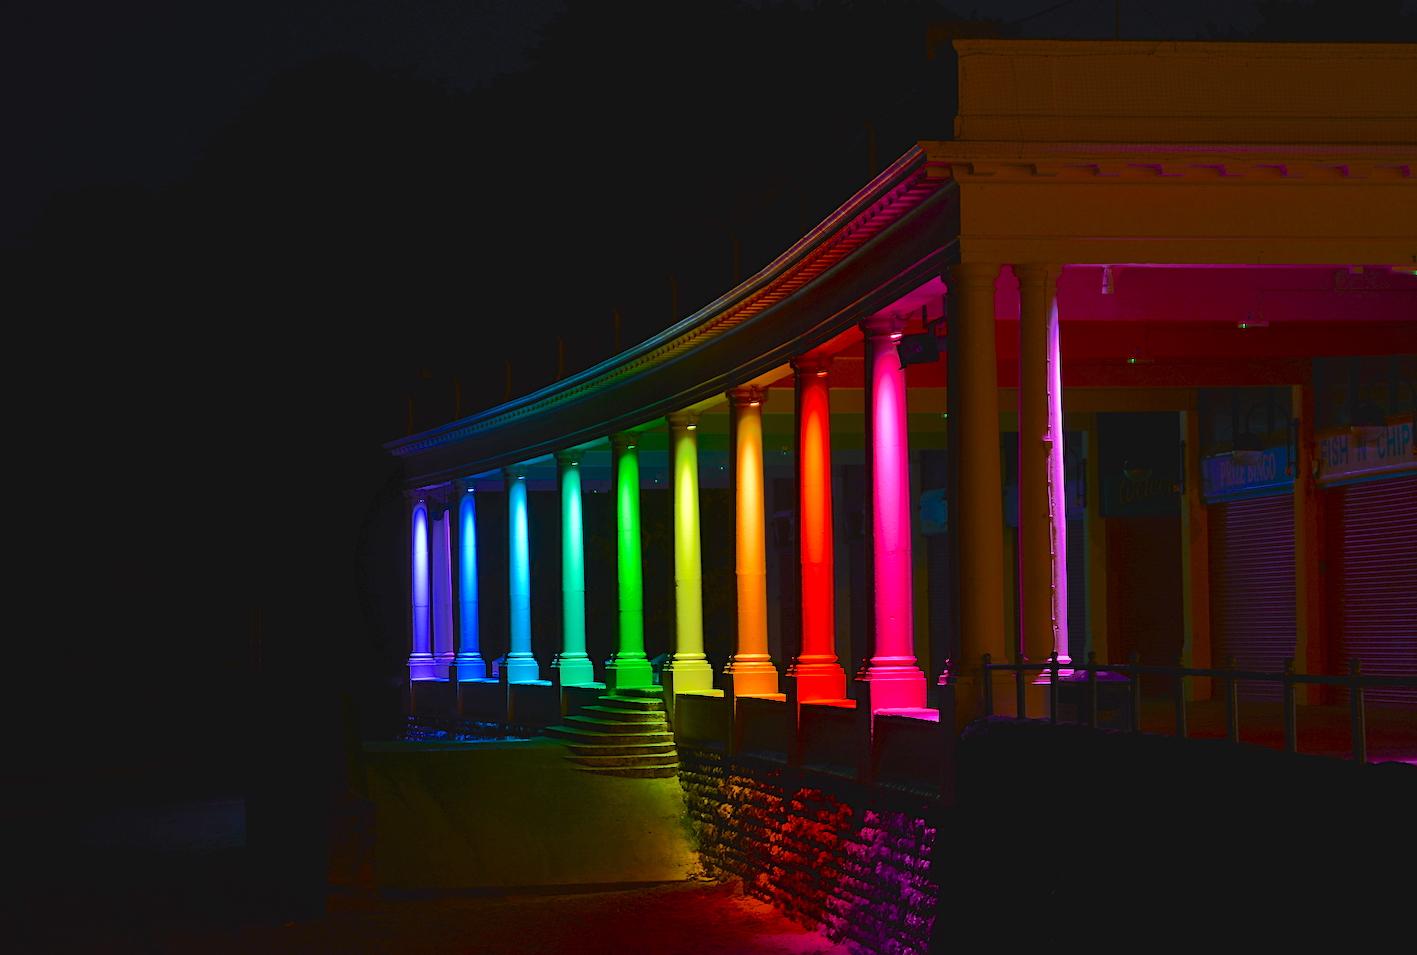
xmin=429 ymin=489 xmax=455 ymax=680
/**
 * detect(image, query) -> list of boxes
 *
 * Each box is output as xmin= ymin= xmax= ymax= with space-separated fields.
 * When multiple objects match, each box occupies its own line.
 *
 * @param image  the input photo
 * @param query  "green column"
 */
xmin=664 ymin=412 xmax=715 ymax=691
xmin=553 ymin=450 xmax=595 ymax=685
xmin=606 ymin=432 xmax=653 ymax=690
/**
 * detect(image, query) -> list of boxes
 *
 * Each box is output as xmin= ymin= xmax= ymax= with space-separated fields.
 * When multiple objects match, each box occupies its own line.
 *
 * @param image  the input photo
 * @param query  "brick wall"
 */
xmin=679 ymin=747 xmax=938 ymax=955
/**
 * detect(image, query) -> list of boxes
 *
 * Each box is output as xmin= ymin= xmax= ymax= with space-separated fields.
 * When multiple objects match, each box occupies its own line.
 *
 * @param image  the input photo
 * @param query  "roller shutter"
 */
xmin=1209 ymin=494 xmax=1296 ymax=701
xmin=1327 ymin=476 xmax=1417 ymax=708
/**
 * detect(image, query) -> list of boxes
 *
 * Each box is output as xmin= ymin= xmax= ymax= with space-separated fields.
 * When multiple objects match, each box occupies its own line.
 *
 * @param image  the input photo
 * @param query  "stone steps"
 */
xmin=544 ymin=685 xmax=680 ymax=778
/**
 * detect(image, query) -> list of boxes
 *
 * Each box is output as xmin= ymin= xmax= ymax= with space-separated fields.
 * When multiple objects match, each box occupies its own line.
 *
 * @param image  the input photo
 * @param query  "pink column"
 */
xmin=859 ymin=314 xmax=926 ymax=709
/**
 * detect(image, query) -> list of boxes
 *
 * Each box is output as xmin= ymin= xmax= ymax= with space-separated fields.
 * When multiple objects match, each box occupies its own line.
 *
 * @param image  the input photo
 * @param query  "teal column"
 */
xmin=503 ymin=465 xmax=540 ymax=683
xmin=606 ymin=432 xmax=653 ymax=690
xmin=553 ymin=450 xmax=595 ymax=685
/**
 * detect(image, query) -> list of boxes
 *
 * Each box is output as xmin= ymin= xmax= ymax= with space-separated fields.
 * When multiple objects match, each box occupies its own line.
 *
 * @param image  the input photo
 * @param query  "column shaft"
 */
xmin=859 ymin=315 xmax=926 ymax=709
xmin=792 ymin=356 xmax=846 ymax=702
xmin=665 ymin=413 xmax=714 ymax=691
xmin=503 ymin=467 xmax=540 ymax=682
xmin=607 ymin=433 xmax=653 ymax=689
xmin=408 ymin=500 xmax=436 ymax=680
xmin=430 ymin=493 xmax=455 ymax=678
xmin=454 ymin=487 xmax=487 ymax=679
xmin=948 ymin=263 xmax=1009 ymax=722
xmin=725 ymin=386 xmax=779 ymax=695
xmin=554 ymin=452 xmax=595 ymax=685
xmin=1017 ymin=264 xmax=1070 ymax=674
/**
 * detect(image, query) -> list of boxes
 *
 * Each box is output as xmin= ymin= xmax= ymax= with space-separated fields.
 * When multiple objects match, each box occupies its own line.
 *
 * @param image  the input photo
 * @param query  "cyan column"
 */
xmin=553 ymin=450 xmax=595 ymax=685
xmin=503 ymin=466 xmax=540 ymax=683
xmin=407 ymin=496 xmax=436 ymax=680
xmin=664 ymin=412 xmax=714 ymax=692
xmin=606 ymin=432 xmax=653 ymax=690
xmin=454 ymin=483 xmax=487 ymax=680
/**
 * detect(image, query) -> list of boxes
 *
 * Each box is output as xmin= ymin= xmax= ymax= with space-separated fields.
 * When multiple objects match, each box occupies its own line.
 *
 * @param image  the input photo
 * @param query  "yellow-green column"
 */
xmin=725 ymin=386 xmax=779 ymax=696
xmin=948 ymin=262 xmax=1008 ymax=725
xmin=665 ymin=412 xmax=715 ymax=691
xmin=606 ymin=431 xmax=653 ymax=690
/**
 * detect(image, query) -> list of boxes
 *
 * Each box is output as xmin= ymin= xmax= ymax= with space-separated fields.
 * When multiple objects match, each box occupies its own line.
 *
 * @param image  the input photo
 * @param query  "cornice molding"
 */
xmin=385 ymin=146 xmax=955 ymax=482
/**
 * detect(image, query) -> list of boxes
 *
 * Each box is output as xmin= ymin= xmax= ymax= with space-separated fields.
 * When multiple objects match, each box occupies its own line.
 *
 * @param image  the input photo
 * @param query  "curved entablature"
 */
xmin=388 ymin=146 xmax=961 ymax=486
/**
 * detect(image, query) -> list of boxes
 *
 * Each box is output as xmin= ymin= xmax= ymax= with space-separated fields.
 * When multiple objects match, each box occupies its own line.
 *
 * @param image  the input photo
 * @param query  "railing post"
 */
xmin=1087 ymin=651 xmax=1098 ymax=730
xmin=982 ymin=653 xmax=994 ymax=717
xmin=1015 ymin=651 xmax=1027 ymax=720
xmin=1048 ymin=652 xmax=1059 ymax=723
xmin=1282 ymin=657 xmax=1298 ymax=754
xmin=1173 ymin=653 xmax=1187 ymax=739
xmin=1349 ymin=658 xmax=1367 ymax=764
xmin=1224 ymin=654 xmax=1239 ymax=744
xmin=1128 ymin=651 xmax=1142 ymax=732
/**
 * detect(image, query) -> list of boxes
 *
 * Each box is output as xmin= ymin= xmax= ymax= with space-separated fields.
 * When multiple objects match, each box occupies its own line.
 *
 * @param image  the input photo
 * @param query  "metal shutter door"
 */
xmin=1067 ymin=518 xmax=1087 ymax=665
xmin=1329 ymin=476 xmax=1417 ymax=708
xmin=1209 ymin=494 xmax=1296 ymax=701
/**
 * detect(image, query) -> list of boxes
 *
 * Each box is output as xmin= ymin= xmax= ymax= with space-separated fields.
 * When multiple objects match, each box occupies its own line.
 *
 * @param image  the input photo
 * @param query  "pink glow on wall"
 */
xmin=1046 ymin=295 xmax=1072 ymax=666
xmin=408 ymin=502 xmax=436 ymax=680
xmin=430 ymin=502 xmax=455 ymax=678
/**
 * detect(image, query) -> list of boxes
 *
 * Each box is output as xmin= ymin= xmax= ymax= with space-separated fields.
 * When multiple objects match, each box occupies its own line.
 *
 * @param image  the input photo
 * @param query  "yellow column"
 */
xmin=1292 ymin=380 xmax=1326 ymax=704
xmin=1016 ymin=264 xmax=1068 ymax=677
xmin=948 ymin=262 xmax=1008 ymax=726
xmin=665 ymin=411 xmax=715 ymax=691
xmin=1180 ymin=404 xmax=1213 ymax=700
xmin=725 ymin=385 xmax=779 ymax=695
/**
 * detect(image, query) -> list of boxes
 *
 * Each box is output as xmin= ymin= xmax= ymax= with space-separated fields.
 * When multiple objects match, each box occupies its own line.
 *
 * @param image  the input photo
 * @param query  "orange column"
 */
xmin=791 ymin=355 xmax=847 ymax=702
xmin=725 ymin=385 xmax=779 ymax=695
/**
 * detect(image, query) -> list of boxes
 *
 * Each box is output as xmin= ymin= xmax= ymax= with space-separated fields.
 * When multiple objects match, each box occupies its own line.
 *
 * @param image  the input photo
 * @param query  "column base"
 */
xmin=662 ymin=657 xmax=715 ymax=693
xmin=551 ymin=655 xmax=596 ymax=687
xmin=504 ymin=654 xmax=541 ymax=684
xmin=453 ymin=654 xmax=487 ymax=681
xmin=787 ymin=663 xmax=847 ymax=703
xmin=724 ymin=660 xmax=779 ymax=696
xmin=408 ymin=654 xmax=438 ymax=682
xmin=857 ymin=665 xmax=926 ymax=710
xmin=605 ymin=657 xmax=654 ymax=692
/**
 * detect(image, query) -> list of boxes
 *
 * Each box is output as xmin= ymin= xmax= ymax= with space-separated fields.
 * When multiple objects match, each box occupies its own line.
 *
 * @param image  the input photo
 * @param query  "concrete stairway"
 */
xmin=543 ymin=687 xmax=678 ymax=778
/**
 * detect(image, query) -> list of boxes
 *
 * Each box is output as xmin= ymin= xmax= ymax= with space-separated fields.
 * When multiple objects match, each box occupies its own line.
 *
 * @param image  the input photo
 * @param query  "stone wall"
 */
xmin=679 ymin=747 xmax=938 ymax=955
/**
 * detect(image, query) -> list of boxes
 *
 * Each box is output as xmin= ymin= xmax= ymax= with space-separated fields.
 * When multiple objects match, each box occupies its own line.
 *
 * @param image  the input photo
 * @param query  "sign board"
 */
xmin=1201 ymin=447 xmax=1294 ymax=502
xmin=1316 ymin=421 xmax=1415 ymax=485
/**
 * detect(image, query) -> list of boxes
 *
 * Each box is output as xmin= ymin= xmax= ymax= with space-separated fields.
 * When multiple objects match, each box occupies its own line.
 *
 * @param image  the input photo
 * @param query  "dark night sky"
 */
xmin=4 ymin=0 xmax=1339 ymax=247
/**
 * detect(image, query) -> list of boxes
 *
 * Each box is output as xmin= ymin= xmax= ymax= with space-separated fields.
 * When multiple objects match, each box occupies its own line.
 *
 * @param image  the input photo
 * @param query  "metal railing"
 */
xmin=981 ymin=652 xmax=1416 ymax=763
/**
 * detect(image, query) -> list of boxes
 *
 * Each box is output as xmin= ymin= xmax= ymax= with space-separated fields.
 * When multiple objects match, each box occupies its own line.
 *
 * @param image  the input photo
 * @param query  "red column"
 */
xmin=859 ymin=314 xmax=926 ymax=710
xmin=791 ymin=354 xmax=847 ymax=702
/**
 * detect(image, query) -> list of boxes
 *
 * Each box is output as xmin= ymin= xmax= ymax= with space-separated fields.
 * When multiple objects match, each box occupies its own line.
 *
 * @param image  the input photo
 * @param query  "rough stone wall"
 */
xmin=679 ymin=747 xmax=937 ymax=955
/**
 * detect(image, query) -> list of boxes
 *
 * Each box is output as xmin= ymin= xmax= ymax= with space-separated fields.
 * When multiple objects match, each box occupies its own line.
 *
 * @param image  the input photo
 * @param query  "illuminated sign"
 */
xmin=1316 ymin=420 xmax=1415 ymax=485
xmin=1201 ymin=447 xmax=1293 ymax=502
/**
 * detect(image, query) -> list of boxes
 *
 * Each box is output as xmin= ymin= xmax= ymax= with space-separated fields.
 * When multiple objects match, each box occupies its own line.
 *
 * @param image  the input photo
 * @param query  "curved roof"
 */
xmin=387 ymin=145 xmax=960 ymax=486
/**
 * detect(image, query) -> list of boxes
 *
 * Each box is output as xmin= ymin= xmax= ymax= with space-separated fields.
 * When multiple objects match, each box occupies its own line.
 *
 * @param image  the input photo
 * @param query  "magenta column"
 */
xmin=859 ymin=314 xmax=926 ymax=709
xmin=407 ymin=495 xmax=436 ymax=680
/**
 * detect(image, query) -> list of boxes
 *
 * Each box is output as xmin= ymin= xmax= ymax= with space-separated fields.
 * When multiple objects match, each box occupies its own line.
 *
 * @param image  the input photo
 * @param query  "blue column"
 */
xmin=454 ymin=484 xmax=487 ymax=679
xmin=503 ymin=466 xmax=540 ymax=682
xmin=407 ymin=498 xmax=436 ymax=680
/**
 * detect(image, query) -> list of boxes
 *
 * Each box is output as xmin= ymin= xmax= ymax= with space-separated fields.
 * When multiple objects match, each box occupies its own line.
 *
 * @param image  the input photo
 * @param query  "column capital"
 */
xmin=610 ymin=431 xmax=639 ymax=449
xmin=791 ymin=353 xmax=834 ymax=377
xmin=666 ymin=410 xmax=701 ymax=430
xmin=502 ymin=465 xmax=527 ymax=480
xmin=859 ymin=312 xmax=908 ymax=339
xmin=727 ymin=385 xmax=768 ymax=408
xmin=945 ymin=262 xmax=1002 ymax=288
xmin=1014 ymin=263 xmax=1063 ymax=290
xmin=554 ymin=449 xmax=584 ymax=465
xmin=453 ymin=477 xmax=476 ymax=493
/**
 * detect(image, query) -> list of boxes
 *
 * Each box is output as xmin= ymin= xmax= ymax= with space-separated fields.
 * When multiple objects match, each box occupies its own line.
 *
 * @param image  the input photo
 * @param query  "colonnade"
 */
xmin=407 ymin=265 xmax=1072 ymax=718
